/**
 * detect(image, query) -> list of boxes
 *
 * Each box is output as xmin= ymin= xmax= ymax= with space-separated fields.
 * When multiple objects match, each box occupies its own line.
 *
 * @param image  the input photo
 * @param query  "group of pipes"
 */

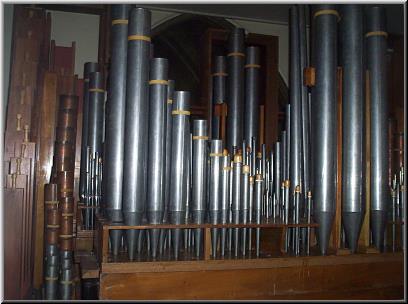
xmin=44 ymin=95 xmax=79 ymax=299
xmin=74 ymin=4 xmax=399 ymax=262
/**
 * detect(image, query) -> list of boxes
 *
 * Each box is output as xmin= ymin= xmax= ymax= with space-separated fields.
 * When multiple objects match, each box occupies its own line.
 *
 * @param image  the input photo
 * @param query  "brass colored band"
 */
xmin=47 ymin=224 xmax=60 ymax=228
xmin=313 ymin=9 xmax=340 ymax=21
xmin=84 ymin=78 xmax=90 ymax=82
xmin=45 ymin=277 xmax=59 ymax=281
xmin=365 ymin=31 xmax=388 ymax=38
xmin=61 ymin=213 xmax=74 ymax=217
xmin=60 ymin=188 xmax=73 ymax=192
xmin=167 ymin=99 xmax=173 ymax=104
xmin=60 ymin=280 xmax=74 ymax=285
xmin=307 ymin=191 xmax=312 ymax=198
xmin=128 ymin=35 xmax=151 ymax=42
xmin=209 ymin=153 xmax=223 ymax=157
xmin=244 ymin=64 xmax=261 ymax=69
xmin=149 ymin=79 xmax=169 ymax=85
xmin=112 ymin=19 xmax=128 ymax=25
xmin=45 ymin=200 xmax=59 ymax=205
xmin=192 ymin=136 xmax=209 ymax=140
xmin=172 ymin=110 xmax=190 ymax=116
xmin=223 ymin=166 xmax=231 ymax=171
xmin=59 ymin=234 xmax=73 ymax=239
xmin=212 ymin=72 xmax=228 ymax=77
xmin=227 ymin=52 xmax=245 ymax=57
xmin=89 ymin=88 xmax=105 ymax=93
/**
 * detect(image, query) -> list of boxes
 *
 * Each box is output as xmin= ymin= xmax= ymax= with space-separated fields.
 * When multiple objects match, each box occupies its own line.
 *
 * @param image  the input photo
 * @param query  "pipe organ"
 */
xmin=32 ymin=3 xmax=404 ymax=300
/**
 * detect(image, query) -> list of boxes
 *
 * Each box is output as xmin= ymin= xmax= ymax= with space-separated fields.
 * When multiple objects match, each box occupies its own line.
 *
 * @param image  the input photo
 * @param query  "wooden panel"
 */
xmin=4 ymin=188 xmax=24 ymax=300
xmin=32 ymin=72 xmax=58 ymax=289
xmin=99 ymin=253 xmax=403 ymax=300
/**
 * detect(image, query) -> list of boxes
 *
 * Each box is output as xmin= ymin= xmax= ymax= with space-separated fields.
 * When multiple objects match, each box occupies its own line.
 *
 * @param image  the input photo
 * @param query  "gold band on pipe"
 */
xmin=59 ymin=234 xmax=73 ymax=239
xmin=45 ymin=200 xmax=59 ymax=205
xmin=365 ymin=31 xmax=388 ymax=38
xmin=45 ymin=277 xmax=58 ymax=281
xmin=60 ymin=188 xmax=73 ymax=192
xmin=84 ymin=78 xmax=89 ymax=82
xmin=223 ymin=166 xmax=231 ymax=171
xmin=61 ymin=213 xmax=74 ymax=217
xmin=244 ymin=64 xmax=261 ymax=69
xmin=128 ymin=35 xmax=151 ymax=42
xmin=149 ymin=79 xmax=169 ymax=85
xmin=167 ymin=99 xmax=173 ymax=104
xmin=192 ymin=136 xmax=208 ymax=140
xmin=112 ymin=19 xmax=128 ymax=25
xmin=212 ymin=72 xmax=228 ymax=77
xmin=89 ymin=88 xmax=105 ymax=93
xmin=227 ymin=52 xmax=245 ymax=57
xmin=313 ymin=9 xmax=340 ymax=21
xmin=47 ymin=224 xmax=60 ymax=229
xmin=172 ymin=110 xmax=190 ymax=115
xmin=60 ymin=280 xmax=73 ymax=285
xmin=209 ymin=153 xmax=223 ymax=157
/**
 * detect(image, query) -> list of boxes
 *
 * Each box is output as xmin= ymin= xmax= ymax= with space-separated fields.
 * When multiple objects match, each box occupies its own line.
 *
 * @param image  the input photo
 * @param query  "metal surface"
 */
xmin=169 ymin=91 xmax=190 ymax=259
xmin=87 ymin=72 xmax=105 ymax=156
xmin=341 ymin=5 xmax=365 ymax=253
xmin=104 ymin=4 xmax=131 ymax=255
xmin=366 ymin=6 xmax=389 ymax=252
xmin=220 ymin=149 xmax=230 ymax=256
xmin=212 ymin=56 xmax=226 ymax=139
xmin=146 ymin=58 xmax=169 ymax=258
xmin=244 ymin=46 xmax=260 ymax=145
xmin=80 ymin=62 xmax=100 ymax=204
xmin=226 ymin=28 xmax=245 ymax=152
xmin=254 ymin=174 xmax=263 ymax=256
xmin=122 ymin=7 xmax=151 ymax=260
xmin=232 ymin=154 xmax=242 ymax=256
xmin=192 ymin=120 xmax=208 ymax=257
xmin=208 ymin=140 xmax=223 ymax=257
xmin=311 ymin=4 xmax=338 ymax=255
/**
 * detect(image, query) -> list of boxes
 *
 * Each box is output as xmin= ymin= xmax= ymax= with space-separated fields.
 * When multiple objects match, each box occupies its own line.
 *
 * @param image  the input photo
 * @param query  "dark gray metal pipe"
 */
xmin=88 ymin=72 xmax=105 ymax=156
xmin=241 ymin=165 xmax=250 ymax=255
xmin=311 ymin=4 xmax=338 ymax=255
xmin=220 ymin=149 xmax=231 ymax=256
xmin=299 ymin=5 xmax=311 ymax=201
xmin=192 ymin=120 xmax=208 ymax=257
xmin=226 ymin=28 xmax=245 ymax=152
xmin=232 ymin=153 xmax=243 ymax=256
xmin=254 ymin=174 xmax=263 ymax=256
xmin=80 ymin=62 xmax=99 ymax=205
xmin=212 ymin=56 xmax=226 ymax=139
xmin=122 ymin=7 xmax=151 ymax=260
xmin=341 ymin=5 xmax=365 ymax=254
xmin=104 ymin=4 xmax=130 ymax=256
xmin=274 ymin=142 xmax=281 ymax=208
xmin=365 ymin=6 xmax=389 ymax=252
xmin=209 ymin=140 xmax=223 ymax=257
xmin=244 ymin=46 xmax=260 ymax=145
xmin=169 ymin=91 xmax=190 ymax=259
xmin=146 ymin=58 xmax=168 ymax=258
xmin=160 ymin=79 xmax=175 ymax=255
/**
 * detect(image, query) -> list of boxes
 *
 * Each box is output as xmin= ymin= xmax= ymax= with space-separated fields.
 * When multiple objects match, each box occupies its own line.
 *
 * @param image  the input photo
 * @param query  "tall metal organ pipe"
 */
xmin=299 ymin=4 xmax=311 ymax=199
xmin=232 ymin=154 xmax=243 ymax=256
xmin=80 ymin=62 xmax=99 ymax=227
xmin=122 ymin=7 xmax=151 ymax=260
xmin=103 ymin=4 xmax=130 ymax=255
xmin=209 ymin=140 xmax=223 ymax=257
xmin=146 ymin=58 xmax=169 ymax=258
xmin=341 ymin=5 xmax=365 ymax=253
xmin=289 ymin=5 xmax=303 ymax=210
xmin=226 ymin=28 xmax=245 ymax=152
xmin=311 ymin=4 xmax=338 ymax=255
xmin=365 ymin=6 xmax=389 ymax=252
xmin=169 ymin=91 xmax=191 ymax=259
xmin=212 ymin=56 xmax=226 ymax=139
xmin=88 ymin=72 xmax=105 ymax=158
xmin=220 ymin=149 xmax=231 ymax=256
xmin=192 ymin=120 xmax=208 ymax=257
xmin=244 ymin=46 xmax=260 ymax=147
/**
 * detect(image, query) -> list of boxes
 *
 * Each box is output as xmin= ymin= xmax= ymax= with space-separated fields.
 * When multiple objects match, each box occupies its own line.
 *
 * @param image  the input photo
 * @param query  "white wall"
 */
xmin=48 ymin=10 xmax=100 ymax=77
